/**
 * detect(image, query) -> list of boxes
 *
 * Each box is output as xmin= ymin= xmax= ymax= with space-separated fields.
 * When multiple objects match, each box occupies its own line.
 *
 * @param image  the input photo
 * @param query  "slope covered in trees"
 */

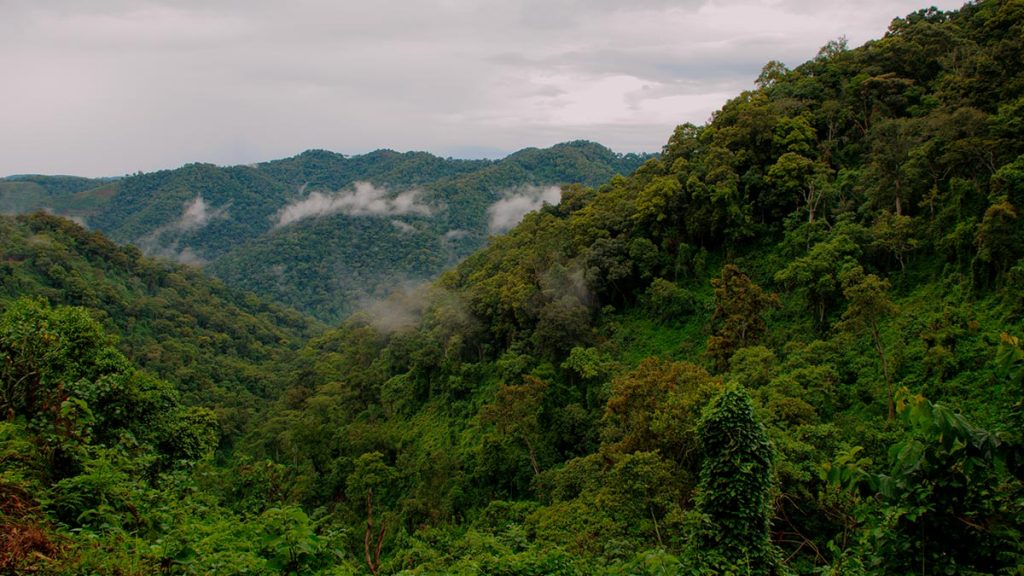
xmin=0 ymin=212 xmax=320 ymax=441
xmin=0 ymin=175 xmax=117 ymax=220
xmin=3 ymin=142 xmax=650 ymax=322
xmin=2 ymin=0 xmax=1024 ymax=574
xmin=235 ymin=1 xmax=1024 ymax=572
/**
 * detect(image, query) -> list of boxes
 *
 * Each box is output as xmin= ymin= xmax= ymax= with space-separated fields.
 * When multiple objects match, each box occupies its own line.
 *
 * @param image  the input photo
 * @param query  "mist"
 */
xmin=178 ymin=195 xmax=225 ymax=231
xmin=391 ymin=220 xmax=416 ymax=233
xmin=133 ymin=194 xmax=226 ymax=265
xmin=487 ymin=185 xmax=562 ymax=234
xmin=276 ymin=182 xmax=431 ymax=227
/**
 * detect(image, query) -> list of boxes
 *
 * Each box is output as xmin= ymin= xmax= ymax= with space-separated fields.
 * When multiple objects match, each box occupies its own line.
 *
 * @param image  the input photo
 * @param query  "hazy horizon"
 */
xmin=2 ymin=0 xmax=966 ymax=177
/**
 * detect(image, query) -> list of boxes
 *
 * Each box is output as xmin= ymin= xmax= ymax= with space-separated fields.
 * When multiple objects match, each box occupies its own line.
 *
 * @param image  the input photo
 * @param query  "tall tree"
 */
xmin=706 ymin=264 xmax=780 ymax=370
xmin=691 ymin=384 xmax=777 ymax=574
xmin=837 ymin=266 xmax=899 ymax=419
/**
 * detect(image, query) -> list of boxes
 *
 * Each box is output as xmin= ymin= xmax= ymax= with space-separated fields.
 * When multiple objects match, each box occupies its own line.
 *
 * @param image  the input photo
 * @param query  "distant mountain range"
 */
xmin=1 ymin=141 xmax=652 ymax=322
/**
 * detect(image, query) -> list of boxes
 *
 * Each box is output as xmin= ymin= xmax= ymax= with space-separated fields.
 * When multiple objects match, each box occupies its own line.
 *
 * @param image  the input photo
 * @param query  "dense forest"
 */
xmin=2 ymin=0 xmax=1024 ymax=574
xmin=3 ymin=142 xmax=650 ymax=322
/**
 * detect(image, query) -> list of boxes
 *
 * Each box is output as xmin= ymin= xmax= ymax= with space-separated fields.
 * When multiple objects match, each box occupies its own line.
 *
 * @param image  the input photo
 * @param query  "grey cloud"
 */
xmin=0 ymin=0 xmax=967 ymax=176
xmin=276 ymin=182 xmax=431 ymax=227
xmin=487 ymin=185 xmax=561 ymax=234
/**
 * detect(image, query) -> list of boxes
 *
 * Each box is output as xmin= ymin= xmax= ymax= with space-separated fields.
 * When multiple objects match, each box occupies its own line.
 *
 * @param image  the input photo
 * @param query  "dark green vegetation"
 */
xmin=4 ymin=142 xmax=649 ymax=323
xmin=0 ymin=175 xmax=117 ymax=220
xmin=0 ymin=212 xmax=320 ymax=441
xmin=3 ymin=0 xmax=1024 ymax=573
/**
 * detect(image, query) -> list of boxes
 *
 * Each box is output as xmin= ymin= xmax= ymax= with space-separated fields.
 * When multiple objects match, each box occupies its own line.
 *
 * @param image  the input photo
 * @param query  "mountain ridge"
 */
xmin=2 ymin=140 xmax=653 ymax=322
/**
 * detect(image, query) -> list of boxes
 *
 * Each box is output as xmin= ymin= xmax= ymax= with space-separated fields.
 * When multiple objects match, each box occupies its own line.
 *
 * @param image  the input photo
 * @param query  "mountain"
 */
xmin=3 ymin=1 xmax=1023 ymax=574
xmin=238 ymin=1 xmax=1024 ymax=573
xmin=2 ymin=141 xmax=651 ymax=322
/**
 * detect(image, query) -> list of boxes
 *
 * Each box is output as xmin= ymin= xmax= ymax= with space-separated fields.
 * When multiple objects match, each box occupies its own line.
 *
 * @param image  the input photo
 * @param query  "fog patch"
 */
xmin=357 ymin=281 xmax=434 ymax=335
xmin=391 ymin=220 xmax=416 ymax=233
xmin=173 ymin=246 xmax=207 ymax=266
xmin=443 ymin=229 xmax=470 ymax=241
xmin=276 ymin=182 xmax=431 ymax=227
xmin=65 ymin=215 xmax=88 ymax=228
xmin=178 ymin=195 xmax=225 ymax=231
xmin=541 ymin=262 xmax=594 ymax=309
xmin=487 ymin=185 xmax=561 ymax=234
xmin=132 ymin=194 xmax=225 ymax=266
xmin=41 ymin=208 xmax=88 ymax=229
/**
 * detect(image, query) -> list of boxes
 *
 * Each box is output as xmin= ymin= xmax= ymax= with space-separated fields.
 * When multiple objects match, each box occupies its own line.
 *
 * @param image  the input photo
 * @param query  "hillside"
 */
xmin=0 ymin=175 xmax=118 ymax=219
xmin=2 ymin=1 xmax=1023 ymax=575
xmin=0 ymin=212 xmax=321 ymax=440
xmin=237 ymin=1 xmax=1024 ymax=572
xmin=3 ymin=141 xmax=650 ymax=322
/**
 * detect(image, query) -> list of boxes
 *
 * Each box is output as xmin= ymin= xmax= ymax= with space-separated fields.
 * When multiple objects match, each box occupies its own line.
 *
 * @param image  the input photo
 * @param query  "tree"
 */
xmin=481 ymin=376 xmax=548 ymax=477
xmin=642 ymin=278 xmax=696 ymax=324
xmin=602 ymin=358 xmax=720 ymax=467
xmin=766 ymin=152 xmax=833 ymax=223
xmin=756 ymin=60 xmax=790 ymax=90
xmin=0 ymin=298 xmax=128 ymax=420
xmin=346 ymin=452 xmax=397 ymax=576
xmin=837 ymin=266 xmax=898 ymax=419
xmin=870 ymin=211 xmax=918 ymax=271
xmin=690 ymin=384 xmax=777 ymax=574
xmin=706 ymin=265 xmax=780 ymax=370
xmin=975 ymin=200 xmax=1021 ymax=283
xmin=867 ymin=117 xmax=922 ymax=215
xmin=775 ymin=222 xmax=865 ymax=329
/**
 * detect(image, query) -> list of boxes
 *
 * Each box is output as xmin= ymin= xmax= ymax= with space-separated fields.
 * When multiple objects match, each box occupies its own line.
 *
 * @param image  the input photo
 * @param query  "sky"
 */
xmin=1 ymin=0 xmax=967 ymax=177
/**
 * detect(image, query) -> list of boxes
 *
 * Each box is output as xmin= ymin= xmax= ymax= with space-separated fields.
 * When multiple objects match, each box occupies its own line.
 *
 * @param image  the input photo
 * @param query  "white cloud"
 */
xmin=131 ymin=194 xmax=225 ymax=263
xmin=276 ymin=182 xmax=430 ymax=227
xmin=487 ymin=185 xmax=561 ymax=234
xmin=178 ymin=195 xmax=223 ymax=230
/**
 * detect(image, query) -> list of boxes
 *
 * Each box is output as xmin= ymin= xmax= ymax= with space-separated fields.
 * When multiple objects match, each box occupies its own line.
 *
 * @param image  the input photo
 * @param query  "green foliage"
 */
xmin=643 ymin=278 xmax=696 ymax=324
xmin=824 ymin=392 xmax=1024 ymax=574
xmin=0 ymin=213 xmax=319 ymax=444
xmin=34 ymin=142 xmax=648 ymax=323
xmin=706 ymin=265 xmax=780 ymax=370
xmin=836 ymin=266 xmax=899 ymax=419
xmin=5 ymin=1 xmax=1024 ymax=572
xmin=689 ymin=384 xmax=778 ymax=575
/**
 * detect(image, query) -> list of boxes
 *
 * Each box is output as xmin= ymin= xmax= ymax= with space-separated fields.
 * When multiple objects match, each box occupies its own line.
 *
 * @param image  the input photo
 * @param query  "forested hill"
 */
xmin=0 ymin=212 xmax=320 ymax=440
xmin=2 ymin=1 xmax=1024 ymax=575
xmin=0 ymin=174 xmax=117 ymax=219
xmin=240 ymin=0 xmax=1024 ymax=572
xmin=3 ymin=141 xmax=651 ymax=322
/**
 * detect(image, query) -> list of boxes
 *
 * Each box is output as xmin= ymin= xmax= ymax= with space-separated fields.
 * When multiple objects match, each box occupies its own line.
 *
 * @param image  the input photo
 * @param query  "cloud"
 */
xmin=487 ymin=185 xmax=561 ymax=234
xmin=39 ymin=208 xmax=88 ymax=228
xmin=173 ymin=246 xmax=206 ymax=266
xmin=178 ymin=194 xmax=225 ymax=230
xmin=443 ymin=229 xmax=470 ymax=241
xmin=276 ymin=182 xmax=431 ymax=227
xmin=356 ymin=282 xmax=434 ymax=335
xmin=391 ymin=219 xmax=416 ymax=233
xmin=132 ymin=194 xmax=225 ymax=264
xmin=0 ymin=0 xmax=967 ymax=176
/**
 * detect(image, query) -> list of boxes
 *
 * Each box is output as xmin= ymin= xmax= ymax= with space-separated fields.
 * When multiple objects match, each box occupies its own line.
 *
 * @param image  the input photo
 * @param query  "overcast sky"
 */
xmin=1 ymin=0 xmax=966 ymax=177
